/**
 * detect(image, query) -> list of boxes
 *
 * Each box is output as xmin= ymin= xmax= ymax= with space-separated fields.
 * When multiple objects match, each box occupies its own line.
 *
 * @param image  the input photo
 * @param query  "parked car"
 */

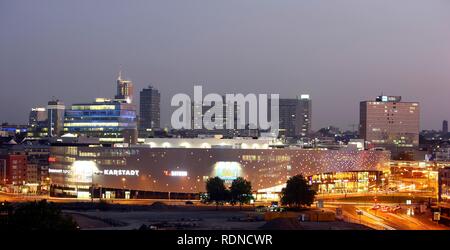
xmin=255 ymin=205 xmax=268 ymax=212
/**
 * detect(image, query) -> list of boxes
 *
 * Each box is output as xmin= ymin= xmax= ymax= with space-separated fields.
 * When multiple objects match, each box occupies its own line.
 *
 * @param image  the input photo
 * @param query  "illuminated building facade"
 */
xmin=29 ymin=107 xmax=47 ymax=126
xmin=387 ymin=160 xmax=440 ymax=194
xmin=308 ymin=171 xmax=383 ymax=194
xmin=47 ymin=100 xmax=65 ymax=137
xmin=360 ymin=95 xmax=420 ymax=150
xmin=140 ymin=137 xmax=275 ymax=149
xmin=1 ymin=145 xmax=51 ymax=193
xmin=298 ymin=95 xmax=312 ymax=137
xmin=434 ymin=167 xmax=450 ymax=225
xmin=23 ymin=145 xmax=50 ymax=190
xmin=27 ymin=107 xmax=48 ymax=138
xmin=115 ymin=71 xmax=133 ymax=104
xmin=48 ymin=142 xmax=390 ymax=198
xmin=63 ymin=98 xmax=137 ymax=143
xmin=0 ymin=124 xmax=27 ymax=137
xmin=438 ymin=167 xmax=450 ymax=202
xmin=186 ymin=96 xmax=257 ymax=138
xmin=0 ymin=150 xmax=27 ymax=186
xmin=435 ymin=147 xmax=450 ymax=162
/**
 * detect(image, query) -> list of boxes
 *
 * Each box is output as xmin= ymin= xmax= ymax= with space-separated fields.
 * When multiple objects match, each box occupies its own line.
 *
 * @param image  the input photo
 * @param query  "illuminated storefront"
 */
xmin=438 ymin=167 xmax=450 ymax=201
xmin=308 ymin=171 xmax=383 ymax=194
xmin=388 ymin=161 xmax=440 ymax=194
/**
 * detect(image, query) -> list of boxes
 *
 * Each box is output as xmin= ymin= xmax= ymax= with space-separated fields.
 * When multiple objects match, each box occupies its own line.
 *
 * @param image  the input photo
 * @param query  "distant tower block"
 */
xmin=115 ymin=70 xmax=134 ymax=104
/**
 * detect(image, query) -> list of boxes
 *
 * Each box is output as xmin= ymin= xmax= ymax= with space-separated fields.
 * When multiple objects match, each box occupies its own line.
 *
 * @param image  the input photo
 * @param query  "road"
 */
xmin=324 ymin=201 xmax=448 ymax=230
xmin=0 ymin=191 xmax=195 ymax=205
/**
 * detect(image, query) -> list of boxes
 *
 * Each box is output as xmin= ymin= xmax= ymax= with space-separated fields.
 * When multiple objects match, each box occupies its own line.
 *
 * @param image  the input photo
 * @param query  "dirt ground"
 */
xmin=65 ymin=205 xmax=371 ymax=230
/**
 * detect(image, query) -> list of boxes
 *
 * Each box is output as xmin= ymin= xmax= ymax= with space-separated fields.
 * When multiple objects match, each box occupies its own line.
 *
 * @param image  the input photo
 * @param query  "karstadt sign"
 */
xmin=103 ymin=169 xmax=140 ymax=176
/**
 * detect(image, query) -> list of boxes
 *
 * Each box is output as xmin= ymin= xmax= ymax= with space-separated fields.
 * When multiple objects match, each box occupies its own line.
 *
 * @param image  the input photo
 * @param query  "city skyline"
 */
xmin=2 ymin=1 xmax=450 ymax=234
xmin=2 ymin=0 xmax=450 ymax=130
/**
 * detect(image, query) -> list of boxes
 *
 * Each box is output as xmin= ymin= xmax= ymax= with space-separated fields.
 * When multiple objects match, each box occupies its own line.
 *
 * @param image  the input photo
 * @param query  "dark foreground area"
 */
xmin=2 ymin=200 xmax=450 ymax=250
xmin=1 ymin=200 xmax=369 ymax=230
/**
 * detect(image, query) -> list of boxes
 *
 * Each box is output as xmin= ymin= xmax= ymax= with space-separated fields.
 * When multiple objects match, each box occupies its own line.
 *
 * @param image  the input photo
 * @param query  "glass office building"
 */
xmin=63 ymin=98 xmax=137 ymax=143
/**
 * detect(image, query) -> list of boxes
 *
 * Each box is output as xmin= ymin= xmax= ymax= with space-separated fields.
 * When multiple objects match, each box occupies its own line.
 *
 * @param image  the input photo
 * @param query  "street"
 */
xmin=324 ymin=201 xmax=448 ymax=230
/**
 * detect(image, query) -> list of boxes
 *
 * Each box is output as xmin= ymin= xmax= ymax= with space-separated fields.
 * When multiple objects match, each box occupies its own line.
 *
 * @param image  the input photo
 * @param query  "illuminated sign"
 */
xmin=300 ymin=94 xmax=310 ymax=100
xmin=164 ymin=170 xmax=188 ymax=177
xmin=212 ymin=161 xmax=242 ymax=180
xmin=170 ymin=171 xmax=187 ymax=177
xmin=48 ymin=157 xmax=57 ymax=163
xmin=48 ymin=168 xmax=70 ymax=174
xmin=103 ymin=169 xmax=139 ymax=176
xmin=376 ymin=95 xmax=401 ymax=102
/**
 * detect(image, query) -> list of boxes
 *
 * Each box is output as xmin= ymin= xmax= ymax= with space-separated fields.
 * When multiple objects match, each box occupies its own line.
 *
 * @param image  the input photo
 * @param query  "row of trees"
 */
xmin=205 ymin=177 xmax=253 ymax=210
xmin=205 ymin=174 xmax=316 ymax=210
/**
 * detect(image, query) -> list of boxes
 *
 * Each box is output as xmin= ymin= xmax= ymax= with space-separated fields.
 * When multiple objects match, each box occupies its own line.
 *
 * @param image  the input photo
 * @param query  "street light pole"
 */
xmin=122 ymin=178 xmax=126 ymax=199
xmin=0 ymin=159 xmax=6 ymax=186
xmin=91 ymin=171 xmax=95 ymax=203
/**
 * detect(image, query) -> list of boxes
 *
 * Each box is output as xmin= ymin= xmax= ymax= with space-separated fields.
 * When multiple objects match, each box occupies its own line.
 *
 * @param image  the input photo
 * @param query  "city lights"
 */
xmin=2 ymin=1 xmax=450 ymax=236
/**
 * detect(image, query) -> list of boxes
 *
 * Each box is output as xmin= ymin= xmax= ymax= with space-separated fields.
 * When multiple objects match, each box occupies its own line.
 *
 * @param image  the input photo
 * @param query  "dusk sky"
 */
xmin=1 ymin=0 xmax=450 ymax=131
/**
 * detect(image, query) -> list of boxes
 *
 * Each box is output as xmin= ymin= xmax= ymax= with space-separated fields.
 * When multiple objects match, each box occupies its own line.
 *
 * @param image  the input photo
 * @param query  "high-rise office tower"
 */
xmin=115 ymin=71 xmax=134 ymax=104
xmin=278 ymin=94 xmax=311 ymax=138
xmin=139 ymin=86 xmax=161 ymax=137
xmin=278 ymin=99 xmax=299 ymax=137
xmin=47 ymin=100 xmax=65 ymax=137
xmin=298 ymin=94 xmax=312 ymax=137
xmin=188 ymin=96 xmax=247 ymax=138
xmin=443 ymin=120 xmax=449 ymax=134
xmin=191 ymin=96 xmax=237 ymax=130
xmin=28 ymin=107 xmax=48 ymax=138
xmin=29 ymin=107 xmax=47 ymax=126
xmin=359 ymin=95 xmax=420 ymax=150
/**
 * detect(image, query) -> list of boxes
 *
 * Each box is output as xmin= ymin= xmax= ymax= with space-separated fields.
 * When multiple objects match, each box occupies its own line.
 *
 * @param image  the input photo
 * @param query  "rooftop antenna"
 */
xmin=118 ymin=64 xmax=122 ymax=80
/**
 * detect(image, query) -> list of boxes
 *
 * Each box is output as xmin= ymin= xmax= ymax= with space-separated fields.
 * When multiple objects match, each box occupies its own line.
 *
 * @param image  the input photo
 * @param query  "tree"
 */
xmin=230 ymin=177 xmax=253 ymax=210
xmin=280 ymin=175 xmax=316 ymax=210
xmin=3 ymin=200 xmax=78 ymax=230
xmin=205 ymin=177 xmax=229 ymax=210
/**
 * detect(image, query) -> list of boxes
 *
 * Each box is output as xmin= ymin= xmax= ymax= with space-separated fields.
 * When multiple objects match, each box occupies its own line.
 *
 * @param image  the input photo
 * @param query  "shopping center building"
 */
xmin=48 ymin=138 xmax=390 ymax=199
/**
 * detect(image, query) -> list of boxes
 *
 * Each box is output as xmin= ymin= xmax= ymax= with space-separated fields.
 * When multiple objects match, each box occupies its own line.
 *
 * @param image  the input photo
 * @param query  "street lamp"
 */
xmin=122 ymin=177 xmax=126 ymax=199
xmin=45 ymin=177 xmax=51 ymax=196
